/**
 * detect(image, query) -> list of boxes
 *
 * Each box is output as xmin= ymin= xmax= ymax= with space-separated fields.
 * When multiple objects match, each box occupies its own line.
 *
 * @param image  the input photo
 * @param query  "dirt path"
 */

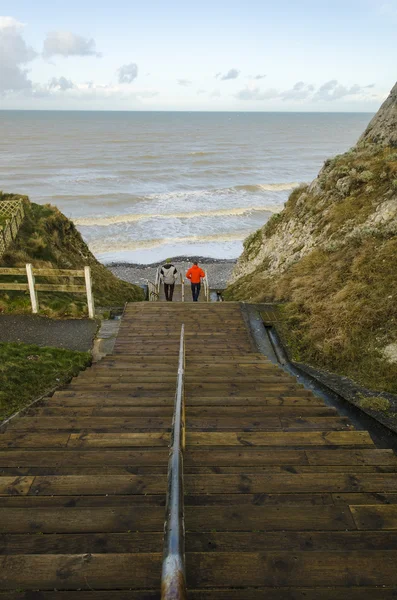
xmin=0 ymin=315 xmax=98 ymax=351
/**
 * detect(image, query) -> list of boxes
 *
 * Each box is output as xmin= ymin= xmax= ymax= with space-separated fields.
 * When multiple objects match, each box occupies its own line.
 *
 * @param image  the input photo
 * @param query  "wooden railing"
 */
xmin=0 ymin=264 xmax=95 ymax=318
xmin=161 ymin=324 xmax=187 ymax=599
xmin=0 ymin=199 xmax=25 ymax=258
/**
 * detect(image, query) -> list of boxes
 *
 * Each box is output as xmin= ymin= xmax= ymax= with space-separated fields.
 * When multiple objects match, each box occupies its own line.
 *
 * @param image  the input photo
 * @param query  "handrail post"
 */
xmin=161 ymin=324 xmax=187 ymax=600
xmin=84 ymin=266 xmax=95 ymax=319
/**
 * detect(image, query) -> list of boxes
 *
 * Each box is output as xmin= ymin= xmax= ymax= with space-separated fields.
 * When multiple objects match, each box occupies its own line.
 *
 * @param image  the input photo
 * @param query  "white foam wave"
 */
xmin=90 ymin=232 xmax=248 ymax=254
xmin=75 ymin=205 xmax=279 ymax=227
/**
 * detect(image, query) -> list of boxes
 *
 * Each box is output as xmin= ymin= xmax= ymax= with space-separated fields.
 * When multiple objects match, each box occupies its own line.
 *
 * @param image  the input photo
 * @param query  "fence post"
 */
xmin=84 ymin=266 xmax=95 ymax=319
xmin=26 ymin=263 xmax=39 ymax=314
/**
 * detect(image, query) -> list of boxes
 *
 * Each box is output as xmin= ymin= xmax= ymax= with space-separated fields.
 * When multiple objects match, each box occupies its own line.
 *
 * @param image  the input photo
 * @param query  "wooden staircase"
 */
xmin=1 ymin=302 xmax=397 ymax=598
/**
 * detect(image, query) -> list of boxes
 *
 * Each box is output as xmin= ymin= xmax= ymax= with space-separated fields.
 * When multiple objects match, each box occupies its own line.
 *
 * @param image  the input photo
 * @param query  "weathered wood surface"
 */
xmin=1 ymin=301 xmax=397 ymax=597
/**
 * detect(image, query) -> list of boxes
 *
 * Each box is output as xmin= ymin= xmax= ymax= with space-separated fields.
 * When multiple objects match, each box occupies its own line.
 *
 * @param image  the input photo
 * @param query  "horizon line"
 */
xmin=0 ymin=108 xmax=376 ymax=114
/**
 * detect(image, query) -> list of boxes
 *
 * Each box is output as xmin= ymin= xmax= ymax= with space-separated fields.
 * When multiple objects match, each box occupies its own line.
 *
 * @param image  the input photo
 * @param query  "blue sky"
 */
xmin=0 ymin=0 xmax=395 ymax=110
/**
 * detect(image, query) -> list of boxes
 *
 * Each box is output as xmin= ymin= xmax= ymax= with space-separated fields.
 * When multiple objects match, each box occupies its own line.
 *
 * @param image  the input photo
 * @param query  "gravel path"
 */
xmin=108 ymin=257 xmax=236 ymax=289
xmin=0 ymin=315 xmax=98 ymax=351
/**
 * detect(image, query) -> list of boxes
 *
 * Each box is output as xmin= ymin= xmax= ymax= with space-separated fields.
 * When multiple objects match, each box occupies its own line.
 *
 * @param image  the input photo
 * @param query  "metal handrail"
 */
xmin=161 ymin=324 xmax=187 ymax=600
xmin=147 ymin=279 xmax=159 ymax=302
xmin=203 ymin=271 xmax=210 ymax=302
xmin=155 ymin=267 xmax=161 ymax=296
xmin=180 ymin=273 xmax=185 ymax=303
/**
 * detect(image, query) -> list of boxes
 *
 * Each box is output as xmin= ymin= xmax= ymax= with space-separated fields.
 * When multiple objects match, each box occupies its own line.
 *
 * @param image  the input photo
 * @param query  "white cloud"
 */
xmin=48 ymin=76 xmax=75 ymax=91
xmin=280 ymin=81 xmax=314 ymax=101
xmin=235 ymin=87 xmax=278 ymax=100
xmin=0 ymin=15 xmax=37 ymax=93
xmin=43 ymin=31 xmax=100 ymax=58
xmin=118 ymin=63 xmax=138 ymax=84
xmin=177 ymin=79 xmax=192 ymax=86
xmin=216 ymin=68 xmax=240 ymax=80
xmin=210 ymin=89 xmax=221 ymax=98
xmin=313 ymin=79 xmax=364 ymax=101
xmin=235 ymin=80 xmax=374 ymax=103
xmin=197 ymin=89 xmax=206 ymax=95
xmin=253 ymin=74 xmax=266 ymax=80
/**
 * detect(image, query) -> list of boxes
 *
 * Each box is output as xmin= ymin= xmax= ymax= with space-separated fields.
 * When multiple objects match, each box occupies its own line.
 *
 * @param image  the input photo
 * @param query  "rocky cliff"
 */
xmin=225 ymin=82 xmax=397 ymax=394
xmin=0 ymin=194 xmax=144 ymax=315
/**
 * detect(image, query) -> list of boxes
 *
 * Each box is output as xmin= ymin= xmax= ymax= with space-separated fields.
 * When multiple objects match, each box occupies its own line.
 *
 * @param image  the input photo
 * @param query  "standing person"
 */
xmin=160 ymin=259 xmax=178 ymax=301
xmin=186 ymin=261 xmax=206 ymax=302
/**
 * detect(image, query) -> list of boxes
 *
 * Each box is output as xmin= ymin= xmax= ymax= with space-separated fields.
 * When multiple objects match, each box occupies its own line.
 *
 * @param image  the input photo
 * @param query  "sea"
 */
xmin=0 ymin=111 xmax=373 ymax=264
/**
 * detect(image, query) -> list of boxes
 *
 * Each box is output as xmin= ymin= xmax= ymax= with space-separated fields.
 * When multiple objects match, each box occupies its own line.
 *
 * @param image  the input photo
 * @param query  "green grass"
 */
xmin=0 ymin=194 xmax=145 ymax=316
xmin=0 ymin=342 xmax=91 ymax=420
xmin=225 ymin=144 xmax=397 ymax=395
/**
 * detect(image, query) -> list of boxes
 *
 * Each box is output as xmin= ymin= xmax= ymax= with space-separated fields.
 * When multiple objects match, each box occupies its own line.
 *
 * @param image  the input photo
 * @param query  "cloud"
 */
xmin=210 ymin=89 xmax=221 ymax=98
xmin=48 ymin=76 xmax=75 ymax=91
xmin=216 ymin=68 xmax=240 ymax=80
xmin=43 ymin=31 xmax=100 ymax=58
xmin=253 ymin=74 xmax=266 ymax=80
xmin=177 ymin=79 xmax=192 ymax=86
xmin=0 ymin=16 xmax=37 ymax=93
xmin=235 ymin=87 xmax=278 ymax=101
xmin=197 ymin=89 xmax=206 ymax=95
xmin=280 ymin=81 xmax=314 ymax=101
xmin=313 ymin=79 xmax=364 ymax=101
xmin=118 ymin=63 xmax=138 ymax=84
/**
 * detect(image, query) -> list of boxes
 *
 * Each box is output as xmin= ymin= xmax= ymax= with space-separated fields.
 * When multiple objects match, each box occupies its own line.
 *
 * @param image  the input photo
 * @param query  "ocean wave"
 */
xmin=75 ymin=205 xmax=279 ymax=227
xmin=90 ymin=232 xmax=248 ymax=254
xmin=236 ymin=183 xmax=300 ymax=192
xmin=188 ymin=151 xmax=216 ymax=156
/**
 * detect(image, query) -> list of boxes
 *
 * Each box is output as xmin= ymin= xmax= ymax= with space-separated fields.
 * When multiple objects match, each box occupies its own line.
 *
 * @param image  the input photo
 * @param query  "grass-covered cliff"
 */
xmin=0 ymin=193 xmax=144 ymax=316
xmin=225 ymin=82 xmax=397 ymax=394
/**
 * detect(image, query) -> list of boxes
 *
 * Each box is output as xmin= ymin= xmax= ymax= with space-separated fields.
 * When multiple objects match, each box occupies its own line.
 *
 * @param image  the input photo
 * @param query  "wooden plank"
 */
xmin=0 ymin=283 xmax=28 ymax=291
xmin=0 ymin=553 xmax=162 ymax=589
xmin=185 ymin=505 xmax=355 ymax=530
xmin=11 ymin=416 xmax=172 ymax=430
xmin=28 ymin=475 xmax=166 ymax=495
xmin=0 ymin=476 xmax=34 ymax=496
xmin=186 ymin=431 xmax=374 ymax=447
xmin=185 ymin=551 xmax=397 ymax=587
xmin=34 ymin=268 xmax=85 ymax=277
xmin=3 ymin=590 xmax=397 ymax=600
xmin=333 ymin=493 xmax=397 ymax=505
xmin=34 ymin=284 xmax=86 ymax=293
xmin=0 ymin=450 xmax=168 ymax=467
xmin=350 ymin=505 xmax=397 ymax=529
xmin=183 ymin=473 xmax=397 ymax=494
xmin=183 ymin=530 xmax=397 ymax=551
xmin=185 ymin=449 xmax=308 ymax=466
xmin=0 ymin=433 xmax=71 ymax=448
xmin=306 ymin=449 xmax=397 ymax=466
xmin=68 ymin=433 xmax=170 ymax=447
xmin=0 ymin=508 xmax=165 ymax=533
xmin=0 ymin=268 xmax=26 ymax=275
xmin=0 ymin=531 xmax=163 ymax=554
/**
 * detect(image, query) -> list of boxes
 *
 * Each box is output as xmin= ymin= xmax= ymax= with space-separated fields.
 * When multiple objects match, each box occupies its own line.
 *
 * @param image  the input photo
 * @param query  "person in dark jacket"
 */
xmin=160 ymin=259 xmax=178 ymax=301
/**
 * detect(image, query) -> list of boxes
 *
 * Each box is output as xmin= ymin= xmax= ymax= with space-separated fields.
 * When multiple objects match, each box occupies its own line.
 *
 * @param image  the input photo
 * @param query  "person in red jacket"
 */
xmin=186 ymin=261 xmax=206 ymax=302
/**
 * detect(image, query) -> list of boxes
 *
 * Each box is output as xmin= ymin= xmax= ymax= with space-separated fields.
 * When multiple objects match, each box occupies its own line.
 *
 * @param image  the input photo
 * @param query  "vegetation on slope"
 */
xmin=225 ymin=143 xmax=397 ymax=394
xmin=0 ymin=342 xmax=90 ymax=420
xmin=0 ymin=193 xmax=144 ymax=316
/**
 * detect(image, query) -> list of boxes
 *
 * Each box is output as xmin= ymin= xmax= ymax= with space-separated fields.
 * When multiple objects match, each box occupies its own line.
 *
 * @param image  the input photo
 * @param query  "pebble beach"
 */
xmin=108 ymin=257 xmax=236 ymax=289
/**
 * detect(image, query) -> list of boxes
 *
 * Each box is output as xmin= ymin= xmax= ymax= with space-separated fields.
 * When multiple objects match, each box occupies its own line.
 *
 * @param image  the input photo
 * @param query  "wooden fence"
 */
xmin=0 ymin=264 xmax=95 ymax=318
xmin=0 ymin=200 xmax=25 ymax=258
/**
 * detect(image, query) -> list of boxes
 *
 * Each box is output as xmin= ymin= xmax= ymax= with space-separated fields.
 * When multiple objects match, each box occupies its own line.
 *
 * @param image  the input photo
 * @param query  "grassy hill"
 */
xmin=225 ymin=83 xmax=397 ymax=394
xmin=0 ymin=193 xmax=144 ymax=316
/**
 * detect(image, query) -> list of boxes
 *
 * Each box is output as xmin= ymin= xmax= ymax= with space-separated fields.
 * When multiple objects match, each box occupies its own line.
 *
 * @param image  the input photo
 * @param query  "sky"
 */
xmin=0 ymin=0 xmax=396 ymax=111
